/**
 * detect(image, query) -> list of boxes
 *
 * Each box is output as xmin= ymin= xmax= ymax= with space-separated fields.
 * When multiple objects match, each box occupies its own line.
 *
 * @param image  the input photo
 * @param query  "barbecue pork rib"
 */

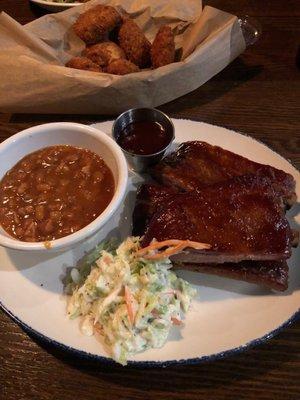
xmin=150 ymin=141 xmax=296 ymax=206
xmin=140 ymin=176 xmax=293 ymax=264
xmin=133 ymin=183 xmax=291 ymax=290
xmin=133 ymin=172 xmax=291 ymax=237
xmin=173 ymin=261 xmax=289 ymax=292
xmin=132 ymin=183 xmax=177 ymax=236
xmin=133 ymin=143 xmax=297 ymax=290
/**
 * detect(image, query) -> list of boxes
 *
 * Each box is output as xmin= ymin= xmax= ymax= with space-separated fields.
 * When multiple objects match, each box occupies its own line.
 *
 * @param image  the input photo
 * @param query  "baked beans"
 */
xmin=0 ymin=145 xmax=115 ymax=242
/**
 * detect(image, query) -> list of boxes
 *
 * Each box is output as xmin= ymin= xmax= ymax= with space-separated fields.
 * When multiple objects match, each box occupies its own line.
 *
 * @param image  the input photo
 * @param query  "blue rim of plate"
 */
xmin=1 ymin=298 xmax=299 ymax=368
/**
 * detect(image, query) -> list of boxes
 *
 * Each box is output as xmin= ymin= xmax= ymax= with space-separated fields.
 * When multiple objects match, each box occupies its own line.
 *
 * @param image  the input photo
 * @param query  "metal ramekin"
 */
xmin=112 ymin=108 xmax=175 ymax=173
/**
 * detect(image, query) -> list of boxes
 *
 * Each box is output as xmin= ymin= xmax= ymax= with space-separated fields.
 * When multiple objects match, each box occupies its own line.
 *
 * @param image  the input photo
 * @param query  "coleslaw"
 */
xmin=65 ymin=237 xmax=196 ymax=365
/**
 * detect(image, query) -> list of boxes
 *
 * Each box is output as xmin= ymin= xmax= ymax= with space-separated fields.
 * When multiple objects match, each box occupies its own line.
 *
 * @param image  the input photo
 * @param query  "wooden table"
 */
xmin=1 ymin=1 xmax=299 ymax=399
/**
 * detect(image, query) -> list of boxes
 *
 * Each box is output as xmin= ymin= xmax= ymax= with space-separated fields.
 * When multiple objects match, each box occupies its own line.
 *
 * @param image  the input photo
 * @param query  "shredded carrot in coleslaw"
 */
xmin=136 ymin=239 xmax=211 ymax=260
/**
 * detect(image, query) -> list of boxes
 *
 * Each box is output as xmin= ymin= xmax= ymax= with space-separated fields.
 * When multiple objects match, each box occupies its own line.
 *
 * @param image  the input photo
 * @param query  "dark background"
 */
xmin=0 ymin=1 xmax=299 ymax=399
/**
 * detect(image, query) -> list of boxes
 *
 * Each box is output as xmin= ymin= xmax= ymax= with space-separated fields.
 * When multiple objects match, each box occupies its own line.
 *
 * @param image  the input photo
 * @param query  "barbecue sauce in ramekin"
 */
xmin=117 ymin=121 xmax=172 ymax=155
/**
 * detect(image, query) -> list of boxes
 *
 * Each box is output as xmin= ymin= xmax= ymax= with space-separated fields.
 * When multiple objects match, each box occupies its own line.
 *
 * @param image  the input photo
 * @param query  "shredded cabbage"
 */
xmin=65 ymin=237 xmax=196 ymax=365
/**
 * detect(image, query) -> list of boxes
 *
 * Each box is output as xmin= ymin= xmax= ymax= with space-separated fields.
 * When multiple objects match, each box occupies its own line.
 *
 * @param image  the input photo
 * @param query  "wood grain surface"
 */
xmin=0 ymin=1 xmax=299 ymax=399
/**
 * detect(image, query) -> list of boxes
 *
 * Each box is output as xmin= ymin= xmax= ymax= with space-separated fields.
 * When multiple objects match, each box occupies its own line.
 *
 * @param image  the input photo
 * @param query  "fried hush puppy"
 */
xmin=69 ymin=7 xmax=177 ymax=75
xmin=73 ymin=5 xmax=121 ymax=45
xmin=65 ymin=56 xmax=101 ymax=72
xmin=106 ymin=59 xmax=139 ymax=75
xmin=82 ymin=41 xmax=125 ymax=68
xmin=118 ymin=18 xmax=151 ymax=68
xmin=151 ymin=25 xmax=175 ymax=68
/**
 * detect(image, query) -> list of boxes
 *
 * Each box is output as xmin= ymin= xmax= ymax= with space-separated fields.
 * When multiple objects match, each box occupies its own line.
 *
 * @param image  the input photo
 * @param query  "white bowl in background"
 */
xmin=29 ymin=0 xmax=81 ymax=12
xmin=0 ymin=122 xmax=128 ymax=252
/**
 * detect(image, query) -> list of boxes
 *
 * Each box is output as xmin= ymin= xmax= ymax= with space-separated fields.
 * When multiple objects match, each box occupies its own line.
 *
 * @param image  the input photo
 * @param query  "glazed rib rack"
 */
xmin=132 ymin=141 xmax=298 ymax=291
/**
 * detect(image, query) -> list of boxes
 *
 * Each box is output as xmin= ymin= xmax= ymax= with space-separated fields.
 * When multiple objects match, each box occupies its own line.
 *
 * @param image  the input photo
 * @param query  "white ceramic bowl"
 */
xmin=0 ymin=122 xmax=128 ymax=252
xmin=29 ymin=0 xmax=81 ymax=12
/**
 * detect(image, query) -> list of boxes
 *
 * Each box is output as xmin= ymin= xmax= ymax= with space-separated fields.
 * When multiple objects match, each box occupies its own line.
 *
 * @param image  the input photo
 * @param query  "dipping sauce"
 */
xmin=117 ymin=121 xmax=172 ymax=155
xmin=0 ymin=145 xmax=114 ymax=242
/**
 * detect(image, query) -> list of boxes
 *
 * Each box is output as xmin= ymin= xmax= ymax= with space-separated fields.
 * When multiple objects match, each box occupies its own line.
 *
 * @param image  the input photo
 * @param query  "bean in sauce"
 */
xmin=0 ymin=145 xmax=115 ymax=242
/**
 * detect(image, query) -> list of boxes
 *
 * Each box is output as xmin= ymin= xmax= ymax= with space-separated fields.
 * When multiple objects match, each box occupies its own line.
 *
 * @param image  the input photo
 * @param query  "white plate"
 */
xmin=29 ymin=0 xmax=81 ymax=12
xmin=0 ymin=119 xmax=299 ymax=366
